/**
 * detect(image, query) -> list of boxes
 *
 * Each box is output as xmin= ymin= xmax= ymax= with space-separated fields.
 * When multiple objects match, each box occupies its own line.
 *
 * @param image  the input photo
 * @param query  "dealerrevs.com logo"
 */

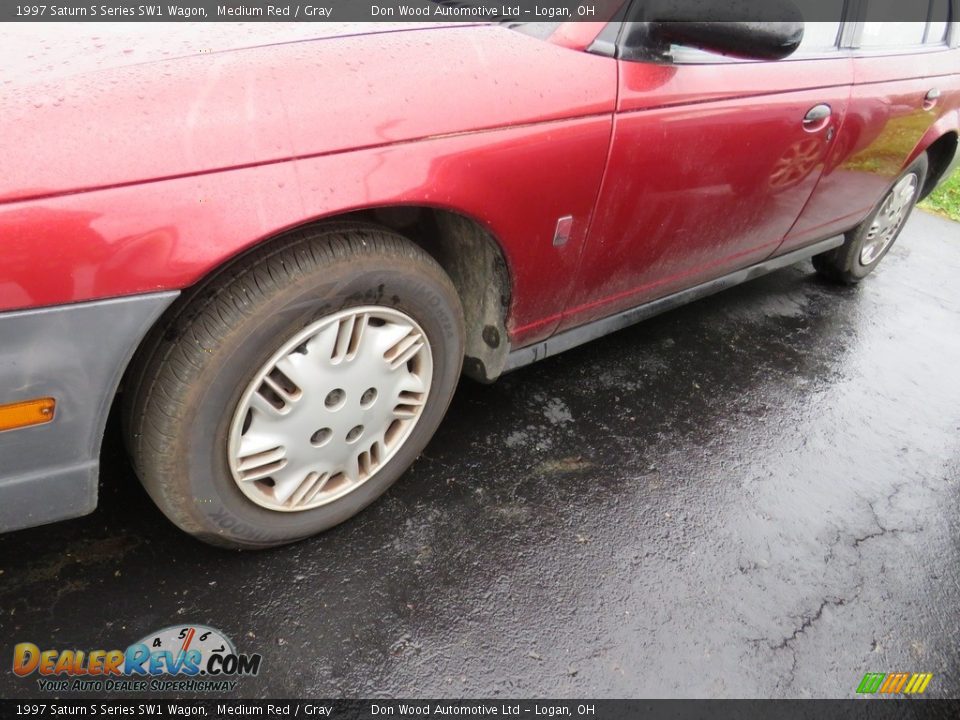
xmin=13 ymin=624 xmax=262 ymax=693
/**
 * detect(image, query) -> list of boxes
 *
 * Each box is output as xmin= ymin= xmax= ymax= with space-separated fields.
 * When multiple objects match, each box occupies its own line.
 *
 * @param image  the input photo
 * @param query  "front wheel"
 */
xmin=123 ymin=223 xmax=465 ymax=549
xmin=813 ymin=154 xmax=928 ymax=284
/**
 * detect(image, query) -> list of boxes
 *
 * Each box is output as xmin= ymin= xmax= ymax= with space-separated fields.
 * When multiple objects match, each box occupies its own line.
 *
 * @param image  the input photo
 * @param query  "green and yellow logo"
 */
xmin=856 ymin=672 xmax=933 ymax=695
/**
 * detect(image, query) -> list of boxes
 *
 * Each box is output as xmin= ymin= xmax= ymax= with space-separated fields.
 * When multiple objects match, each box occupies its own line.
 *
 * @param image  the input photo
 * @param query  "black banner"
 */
xmin=2 ymin=700 xmax=960 ymax=720
xmin=0 ymin=0 xmax=953 ymax=23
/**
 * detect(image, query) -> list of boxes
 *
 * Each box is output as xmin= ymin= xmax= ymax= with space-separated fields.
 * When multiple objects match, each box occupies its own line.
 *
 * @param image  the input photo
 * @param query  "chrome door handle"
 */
xmin=802 ymin=104 xmax=832 ymax=131
xmin=924 ymin=88 xmax=941 ymax=109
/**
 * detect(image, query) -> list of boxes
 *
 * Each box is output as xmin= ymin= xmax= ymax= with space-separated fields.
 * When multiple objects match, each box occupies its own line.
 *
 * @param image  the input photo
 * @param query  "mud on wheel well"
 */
xmin=350 ymin=207 xmax=512 ymax=383
xmin=920 ymin=132 xmax=958 ymax=200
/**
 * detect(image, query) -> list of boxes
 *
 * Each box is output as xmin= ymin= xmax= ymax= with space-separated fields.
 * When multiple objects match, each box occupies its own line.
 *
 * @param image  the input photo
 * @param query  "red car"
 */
xmin=1 ymin=9 xmax=958 ymax=547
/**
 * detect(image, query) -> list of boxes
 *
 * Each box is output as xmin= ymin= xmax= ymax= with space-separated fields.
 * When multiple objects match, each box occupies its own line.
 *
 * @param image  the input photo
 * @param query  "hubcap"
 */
xmin=227 ymin=306 xmax=433 ymax=512
xmin=860 ymin=173 xmax=918 ymax=266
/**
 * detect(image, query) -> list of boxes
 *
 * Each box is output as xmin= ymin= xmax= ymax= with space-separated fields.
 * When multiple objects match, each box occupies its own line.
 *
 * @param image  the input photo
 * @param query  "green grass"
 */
xmin=920 ymin=168 xmax=960 ymax=221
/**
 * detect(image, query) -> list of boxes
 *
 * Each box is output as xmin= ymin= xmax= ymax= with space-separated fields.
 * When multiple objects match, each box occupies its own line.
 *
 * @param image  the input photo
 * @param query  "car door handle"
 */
xmin=802 ymin=104 xmax=832 ymax=132
xmin=924 ymin=88 xmax=941 ymax=110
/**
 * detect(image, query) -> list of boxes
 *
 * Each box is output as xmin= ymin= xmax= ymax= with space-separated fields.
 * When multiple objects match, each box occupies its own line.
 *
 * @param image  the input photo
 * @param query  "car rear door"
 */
xmin=559 ymin=18 xmax=852 ymax=331
xmin=781 ymin=1 xmax=959 ymax=251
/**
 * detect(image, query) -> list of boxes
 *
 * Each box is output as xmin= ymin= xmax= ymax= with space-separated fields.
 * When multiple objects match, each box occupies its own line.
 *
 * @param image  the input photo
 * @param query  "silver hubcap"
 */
xmin=860 ymin=173 xmax=918 ymax=266
xmin=227 ymin=306 xmax=433 ymax=512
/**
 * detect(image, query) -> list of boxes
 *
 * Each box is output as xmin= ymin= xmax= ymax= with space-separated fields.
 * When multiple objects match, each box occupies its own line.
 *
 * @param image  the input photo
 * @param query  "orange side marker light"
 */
xmin=0 ymin=397 xmax=56 ymax=433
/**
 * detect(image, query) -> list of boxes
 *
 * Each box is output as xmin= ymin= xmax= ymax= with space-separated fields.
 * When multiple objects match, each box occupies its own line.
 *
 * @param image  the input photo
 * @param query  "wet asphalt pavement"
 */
xmin=1 ymin=210 xmax=959 ymax=699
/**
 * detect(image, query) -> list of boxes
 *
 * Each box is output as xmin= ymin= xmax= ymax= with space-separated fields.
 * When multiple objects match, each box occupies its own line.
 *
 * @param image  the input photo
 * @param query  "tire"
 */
xmin=123 ymin=222 xmax=465 ymax=549
xmin=813 ymin=154 xmax=928 ymax=284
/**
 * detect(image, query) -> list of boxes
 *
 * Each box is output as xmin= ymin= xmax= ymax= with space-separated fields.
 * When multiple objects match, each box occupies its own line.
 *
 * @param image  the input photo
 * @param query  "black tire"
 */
xmin=813 ymin=154 xmax=928 ymax=284
xmin=123 ymin=223 xmax=465 ymax=549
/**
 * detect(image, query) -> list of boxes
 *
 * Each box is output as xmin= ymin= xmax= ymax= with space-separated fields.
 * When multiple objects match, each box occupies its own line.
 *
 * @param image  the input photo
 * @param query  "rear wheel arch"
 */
xmin=918 ymin=130 xmax=958 ymax=200
xmin=813 ymin=153 xmax=928 ymax=284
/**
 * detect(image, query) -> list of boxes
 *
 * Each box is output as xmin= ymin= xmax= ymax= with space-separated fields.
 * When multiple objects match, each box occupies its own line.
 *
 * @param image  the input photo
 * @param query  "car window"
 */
xmin=859 ymin=0 xmax=951 ymax=48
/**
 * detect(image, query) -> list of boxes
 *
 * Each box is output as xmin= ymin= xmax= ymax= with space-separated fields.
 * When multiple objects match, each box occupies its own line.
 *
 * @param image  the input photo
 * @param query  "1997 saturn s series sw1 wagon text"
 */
xmin=1 ymin=4 xmax=958 ymax=547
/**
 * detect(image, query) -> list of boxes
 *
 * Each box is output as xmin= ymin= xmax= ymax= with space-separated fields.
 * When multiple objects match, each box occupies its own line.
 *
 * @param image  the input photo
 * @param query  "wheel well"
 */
xmin=133 ymin=207 xmax=513 ymax=387
xmin=920 ymin=132 xmax=958 ymax=200
xmin=351 ymin=206 xmax=512 ymax=383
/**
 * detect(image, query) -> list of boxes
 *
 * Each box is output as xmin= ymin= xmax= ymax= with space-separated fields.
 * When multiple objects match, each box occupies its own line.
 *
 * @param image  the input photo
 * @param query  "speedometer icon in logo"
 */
xmin=126 ymin=623 xmax=262 ymax=677
xmin=136 ymin=624 xmax=236 ymax=667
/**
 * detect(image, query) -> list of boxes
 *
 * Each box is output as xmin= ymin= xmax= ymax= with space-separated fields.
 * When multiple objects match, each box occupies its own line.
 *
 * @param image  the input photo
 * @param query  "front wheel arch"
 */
xmin=121 ymin=222 xmax=466 ymax=548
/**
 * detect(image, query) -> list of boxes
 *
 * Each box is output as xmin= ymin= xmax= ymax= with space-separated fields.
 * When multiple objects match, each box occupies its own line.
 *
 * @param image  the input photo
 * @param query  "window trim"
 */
xmin=845 ymin=0 xmax=956 ymax=52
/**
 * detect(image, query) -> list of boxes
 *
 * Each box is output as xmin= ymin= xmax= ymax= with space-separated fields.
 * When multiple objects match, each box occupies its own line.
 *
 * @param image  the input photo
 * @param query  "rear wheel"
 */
xmin=123 ymin=223 xmax=465 ymax=549
xmin=813 ymin=154 xmax=928 ymax=284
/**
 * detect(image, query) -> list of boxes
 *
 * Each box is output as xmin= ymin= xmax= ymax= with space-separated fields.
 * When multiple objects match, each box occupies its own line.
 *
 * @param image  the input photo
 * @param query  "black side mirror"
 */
xmin=621 ymin=0 xmax=805 ymax=61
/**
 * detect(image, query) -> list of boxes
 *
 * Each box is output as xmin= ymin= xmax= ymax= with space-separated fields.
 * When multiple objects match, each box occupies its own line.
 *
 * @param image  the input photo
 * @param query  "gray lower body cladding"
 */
xmin=0 ymin=292 xmax=177 ymax=533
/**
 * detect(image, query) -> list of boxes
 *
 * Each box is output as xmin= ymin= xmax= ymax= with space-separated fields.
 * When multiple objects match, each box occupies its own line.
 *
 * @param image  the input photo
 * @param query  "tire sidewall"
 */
xmin=846 ymin=155 xmax=928 ymax=279
xmin=174 ymin=256 xmax=462 ymax=547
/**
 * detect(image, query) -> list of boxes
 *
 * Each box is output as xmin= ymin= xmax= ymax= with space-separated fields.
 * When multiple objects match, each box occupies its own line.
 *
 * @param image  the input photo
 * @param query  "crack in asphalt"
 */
xmin=853 ymin=495 xmax=922 ymax=549
xmin=752 ymin=489 xmax=925 ymax=692
xmin=770 ymin=596 xmax=852 ymax=653
xmin=754 ymin=590 xmax=857 ymax=691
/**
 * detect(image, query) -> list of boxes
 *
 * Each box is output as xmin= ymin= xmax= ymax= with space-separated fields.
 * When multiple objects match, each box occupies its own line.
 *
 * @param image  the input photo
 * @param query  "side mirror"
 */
xmin=622 ymin=0 xmax=805 ymax=62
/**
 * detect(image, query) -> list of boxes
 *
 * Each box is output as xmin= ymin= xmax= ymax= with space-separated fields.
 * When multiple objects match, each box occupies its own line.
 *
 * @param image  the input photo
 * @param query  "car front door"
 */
xmin=559 ymin=19 xmax=852 ymax=331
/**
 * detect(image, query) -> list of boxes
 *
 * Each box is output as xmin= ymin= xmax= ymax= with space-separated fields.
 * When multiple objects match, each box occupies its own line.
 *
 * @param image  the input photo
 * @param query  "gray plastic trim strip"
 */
xmin=0 ymin=291 xmax=178 ymax=533
xmin=505 ymin=236 xmax=844 ymax=372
